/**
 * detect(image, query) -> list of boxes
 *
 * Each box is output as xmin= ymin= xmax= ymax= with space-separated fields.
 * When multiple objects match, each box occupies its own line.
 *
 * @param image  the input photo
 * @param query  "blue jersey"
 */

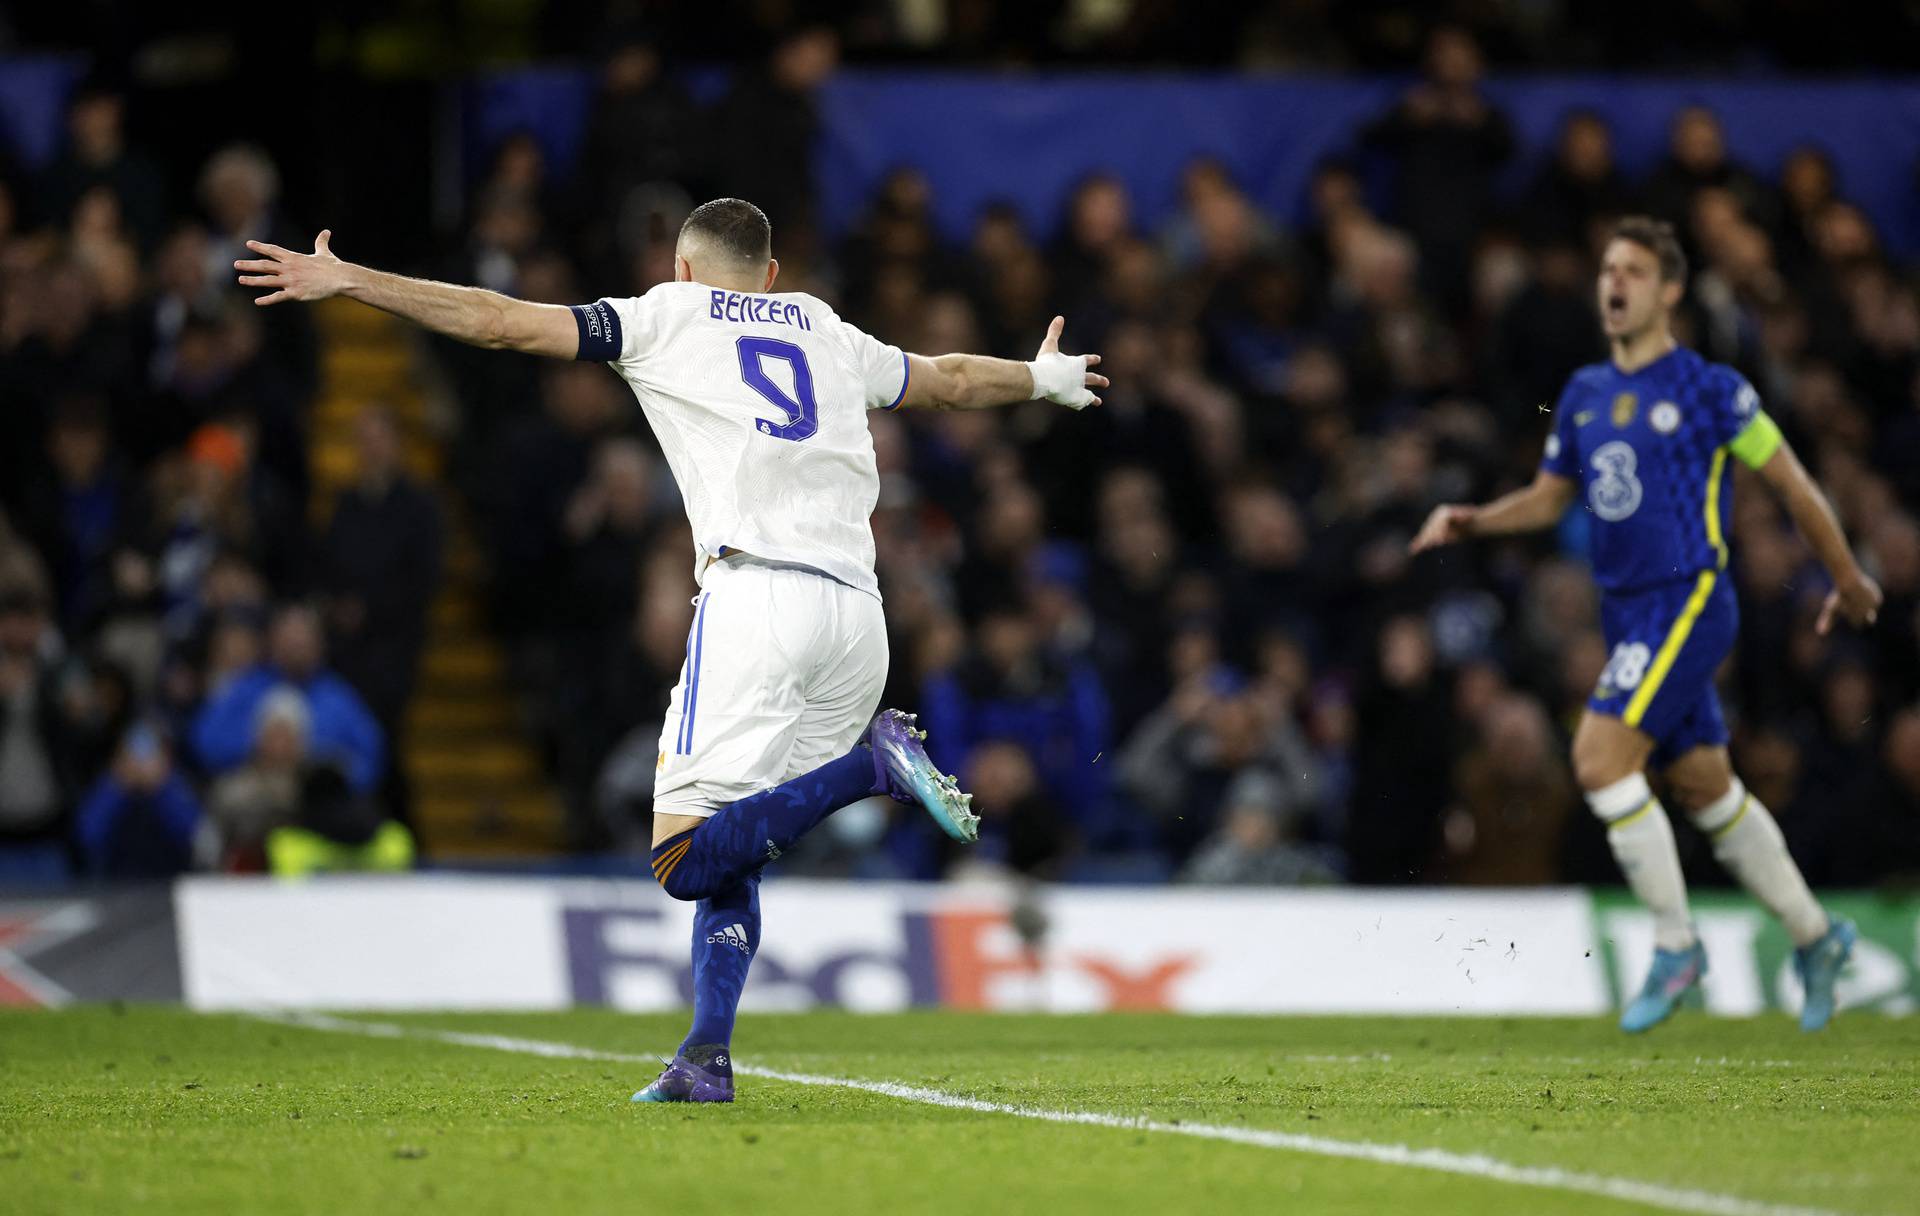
xmin=1540 ymin=347 xmax=1773 ymax=594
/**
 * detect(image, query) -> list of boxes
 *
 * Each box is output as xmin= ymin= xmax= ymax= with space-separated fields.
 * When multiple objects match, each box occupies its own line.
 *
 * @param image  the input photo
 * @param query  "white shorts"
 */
xmin=653 ymin=555 xmax=888 ymax=817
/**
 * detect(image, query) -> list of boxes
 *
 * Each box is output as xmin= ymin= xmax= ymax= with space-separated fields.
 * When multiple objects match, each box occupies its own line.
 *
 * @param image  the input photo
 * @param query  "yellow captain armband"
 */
xmin=1729 ymin=411 xmax=1783 ymax=470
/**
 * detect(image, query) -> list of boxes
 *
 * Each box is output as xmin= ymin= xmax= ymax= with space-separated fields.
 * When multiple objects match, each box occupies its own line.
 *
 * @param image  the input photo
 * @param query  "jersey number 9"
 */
xmin=737 ymin=336 xmax=819 ymax=443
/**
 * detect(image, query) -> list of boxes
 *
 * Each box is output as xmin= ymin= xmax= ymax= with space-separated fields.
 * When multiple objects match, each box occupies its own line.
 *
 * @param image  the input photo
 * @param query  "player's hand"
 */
xmin=1029 ymin=315 xmax=1106 ymax=409
xmin=1817 ymin=569 xmax=1883 ymax=635
xmin=1409 ymin=504 xmax=1478 ymax=554
xmin=235 ymin=230 xmax=353 ymax=306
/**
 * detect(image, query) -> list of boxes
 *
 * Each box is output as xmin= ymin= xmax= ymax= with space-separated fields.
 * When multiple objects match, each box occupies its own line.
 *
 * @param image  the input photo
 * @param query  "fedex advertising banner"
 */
xmin=173 ymin=877 xmax=1920 ymax=1017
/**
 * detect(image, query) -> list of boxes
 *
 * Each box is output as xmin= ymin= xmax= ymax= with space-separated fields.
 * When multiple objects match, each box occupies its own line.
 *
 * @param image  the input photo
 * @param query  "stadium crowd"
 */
xmin=0 ymin=86 xmax=435 ymax=879
xmin=3 ymin=23 xmax=1919 ymax=890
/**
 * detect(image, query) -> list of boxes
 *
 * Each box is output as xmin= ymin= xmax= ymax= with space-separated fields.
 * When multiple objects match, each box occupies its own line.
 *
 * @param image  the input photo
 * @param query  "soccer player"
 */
xmin=237 ymin=198 xmax=1106 ymax=1095
xmin=1411 ymin=216 xmax=1880 ymax=1033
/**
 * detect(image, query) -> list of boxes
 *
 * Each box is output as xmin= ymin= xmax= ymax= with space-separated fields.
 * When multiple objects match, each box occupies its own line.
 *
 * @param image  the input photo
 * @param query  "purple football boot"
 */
xmin=631 ymin=1050 xmax=734 ymax=1104
xmin=867 ymin=709 xmax=979 ymax=843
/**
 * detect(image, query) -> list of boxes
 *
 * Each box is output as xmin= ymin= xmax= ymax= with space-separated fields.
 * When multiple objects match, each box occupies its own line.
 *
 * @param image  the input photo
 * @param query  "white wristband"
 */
xmin=1026 ymin=352 xmax=1094 ymax=410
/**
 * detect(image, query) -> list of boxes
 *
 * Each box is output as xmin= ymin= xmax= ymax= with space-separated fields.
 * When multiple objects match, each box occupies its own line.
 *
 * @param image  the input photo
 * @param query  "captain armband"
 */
xmin=1728 ymin=412 xmax=1783 ymax=470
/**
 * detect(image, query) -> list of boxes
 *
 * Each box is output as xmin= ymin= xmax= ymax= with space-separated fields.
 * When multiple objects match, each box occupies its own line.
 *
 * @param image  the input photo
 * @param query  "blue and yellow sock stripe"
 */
xmin=1608 ymin=797 xmax=1659 ymax=831
xmin=651 ymin=830 xmax=696 ymax=884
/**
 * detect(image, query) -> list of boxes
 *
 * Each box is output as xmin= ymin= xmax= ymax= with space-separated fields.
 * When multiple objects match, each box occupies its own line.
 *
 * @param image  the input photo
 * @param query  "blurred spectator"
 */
xmin=320 ymin=407 xmax=444 ymax=745
xmin=1443 ymin=695 xmax=1576 ymax=884
xmin=1834 ymin=709 xmax=1920 ymax=886
xmin=319 ymin=405 xmax=443 ymax=828
xmin=0 ymin=562 xmax=76 ymax=874
xmin=1362 ymin=26 xmax=1513 ymax=307
xmin=204 ymin=684 xmax=307 ymax=867
xmin=37 ymin=81 xmax=166 ymax=252
xmin=1118 ymin=677 xmax=1323 ymax=861
xmin=1488 ymin=243 xmax=1601 ymax=429
xmin=1347 ymin=615 xmax=1451 ymax=883
xmin=958 ymin=740 xmax=1071 ymax=878
xmin=73 ymin=722 xmax=201 ymax=878
xmin=580 ymin=39 xmax=704 ymax=269
xmin=712 ymin=27 xmax=838 ymax=237
xmin=16 ymin=395 xmax=135 ymax=631
xmin=192 ymin=604 xmax=384 ymax=793
xmin=1025 ymin=320 xmax=1212 ymax=542
xmin=264 ymin=764 xmax=415 ymax=878
xmin=195 ymin=144 xmax=318 ymax=402
xmin=1053 ymin=174 xmax=1136 ymax=304
xmin=1179 ymin=771 xmax=1340 ymax=885
xmin=1217 ymin=480 xmax=1316 ymax=664
xmin=1522 ymin=110 xmax=1635 ymax=249
xmin=1643 ymin=106 xmax=1778 ymax=246
xmin=550 ymin=438 xmax=668 ymax=841
xmin=483 ymin=361 xmax=627 ymax=636
xmin=923 ymin=604 xmax=1111 ymax=833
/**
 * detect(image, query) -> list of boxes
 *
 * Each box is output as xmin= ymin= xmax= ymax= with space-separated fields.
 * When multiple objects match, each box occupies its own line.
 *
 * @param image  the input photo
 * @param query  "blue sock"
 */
xmin=651 ymin=746 xmax=880 ymax=901
xmin=678 ymin=873 xmax=760 ymax=1073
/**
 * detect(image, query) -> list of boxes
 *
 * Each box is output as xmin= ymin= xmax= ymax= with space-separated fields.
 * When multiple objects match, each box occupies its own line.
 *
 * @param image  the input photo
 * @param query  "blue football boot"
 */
xmin=867 ymin=709 xmax=979 ymax=843
xmin=632 ymin=1050 xmax=734 ymax=1104
xmin=1794 ymin=917 xmax=1856 ymax=1032
xmin=1620 ymin=941 xmax=1707 ymax=1033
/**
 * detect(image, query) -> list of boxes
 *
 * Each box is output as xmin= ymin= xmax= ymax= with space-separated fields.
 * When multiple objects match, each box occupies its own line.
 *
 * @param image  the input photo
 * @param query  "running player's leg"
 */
xmin=1665 ymin=736 xmax=1854 ymax=1029
xmin=1573 ymin=710 xmax=1692 ymax=951
xmin=1581 ymin=578 xmax=1736 ymax=1029
xmin=1666 ymin=741 xmax=1826 ymax=947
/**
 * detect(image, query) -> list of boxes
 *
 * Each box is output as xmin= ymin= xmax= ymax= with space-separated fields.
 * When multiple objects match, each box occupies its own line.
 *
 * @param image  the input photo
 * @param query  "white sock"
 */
xmin=1589 ymin=773 xmax=1695 ymax=952
xmin=1691 ymin=781 xmax=1829 ymax=948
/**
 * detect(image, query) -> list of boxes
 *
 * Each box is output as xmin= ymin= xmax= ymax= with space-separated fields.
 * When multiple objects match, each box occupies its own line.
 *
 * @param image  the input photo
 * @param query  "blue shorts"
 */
xmin=1590 ymin=572 xmax=1737 ymax=767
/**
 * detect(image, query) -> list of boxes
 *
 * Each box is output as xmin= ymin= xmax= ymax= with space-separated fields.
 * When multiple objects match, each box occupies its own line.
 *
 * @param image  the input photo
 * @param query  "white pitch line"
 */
xmin=250 ymin=1012 xmax=1849 ymax=1216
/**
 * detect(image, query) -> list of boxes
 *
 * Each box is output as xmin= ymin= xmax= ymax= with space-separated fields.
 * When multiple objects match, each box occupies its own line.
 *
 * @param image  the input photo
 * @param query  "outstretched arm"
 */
xmin=236 ymin=230 xmax=580 ymax=358
xmin=1754 ymin=439 xmax=1882 ymax=634
xmin=1409 ymin=470 xmax=1578 ymax=554
xmin=900 ymin=315 xmax=1107 ymax=411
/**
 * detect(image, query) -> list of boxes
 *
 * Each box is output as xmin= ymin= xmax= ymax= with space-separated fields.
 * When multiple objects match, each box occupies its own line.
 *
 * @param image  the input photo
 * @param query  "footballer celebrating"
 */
xmin=1412 ymin=217 xmax=1880 ymax=1033
xmin=237 ymin=199 xmax=1106 ymax=1096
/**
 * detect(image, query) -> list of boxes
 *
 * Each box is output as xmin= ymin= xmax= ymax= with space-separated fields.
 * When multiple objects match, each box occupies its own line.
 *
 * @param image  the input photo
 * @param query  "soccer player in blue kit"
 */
xmin=1412 ymin=217 xmax=1882 ymax=1032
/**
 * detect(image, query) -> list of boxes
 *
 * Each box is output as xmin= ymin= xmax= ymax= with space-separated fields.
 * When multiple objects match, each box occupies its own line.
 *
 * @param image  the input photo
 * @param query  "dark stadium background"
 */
xmin=3 ymin=0 xmax=1919 ymax=897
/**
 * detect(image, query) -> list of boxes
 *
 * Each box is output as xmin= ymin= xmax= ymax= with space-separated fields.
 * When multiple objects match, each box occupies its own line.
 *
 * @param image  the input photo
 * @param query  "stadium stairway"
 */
xmin=308 ymin=298 xmax=565 ymax=857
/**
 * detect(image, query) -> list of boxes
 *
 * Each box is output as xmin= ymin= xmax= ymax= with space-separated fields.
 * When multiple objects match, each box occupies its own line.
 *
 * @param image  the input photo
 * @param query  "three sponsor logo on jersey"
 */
xmin=1572 ymin=391 xmax=1685 ymax=521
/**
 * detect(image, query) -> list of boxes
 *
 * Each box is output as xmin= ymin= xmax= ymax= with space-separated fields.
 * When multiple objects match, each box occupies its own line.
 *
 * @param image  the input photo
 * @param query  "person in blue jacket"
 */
xmin=75 ymin=722 xmax=202 ymax=878
xmin=192 ymin=603 xmax=384 ymax=792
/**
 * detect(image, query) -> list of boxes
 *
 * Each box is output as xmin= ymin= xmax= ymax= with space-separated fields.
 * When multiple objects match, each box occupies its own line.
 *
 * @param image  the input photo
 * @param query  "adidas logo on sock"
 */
xmin=706 ymin=923 xmax=752 ymax=954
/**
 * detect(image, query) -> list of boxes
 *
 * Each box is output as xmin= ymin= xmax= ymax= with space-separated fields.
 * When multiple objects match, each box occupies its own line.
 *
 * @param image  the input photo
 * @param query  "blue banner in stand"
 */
xmin=813 ymin=74 xmax=1920 ymax=253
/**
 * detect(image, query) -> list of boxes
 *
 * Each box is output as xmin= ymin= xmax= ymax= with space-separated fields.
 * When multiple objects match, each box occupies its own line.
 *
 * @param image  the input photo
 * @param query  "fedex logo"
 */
xmin=563 ymin=905 xmax=1197 ymax=1012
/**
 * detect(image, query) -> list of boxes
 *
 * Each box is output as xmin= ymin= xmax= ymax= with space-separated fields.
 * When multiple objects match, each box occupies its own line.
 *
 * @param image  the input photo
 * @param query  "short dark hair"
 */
xmin=680 ymin=197 xmax=772 ymax=264
xmin=1610 ymin=216 xmax=1687 ymax=287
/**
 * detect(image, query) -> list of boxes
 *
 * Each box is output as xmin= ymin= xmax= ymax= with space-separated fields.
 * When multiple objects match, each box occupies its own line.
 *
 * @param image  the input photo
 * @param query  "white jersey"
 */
xmin=575 ymin=282 xmax=908 ymax=599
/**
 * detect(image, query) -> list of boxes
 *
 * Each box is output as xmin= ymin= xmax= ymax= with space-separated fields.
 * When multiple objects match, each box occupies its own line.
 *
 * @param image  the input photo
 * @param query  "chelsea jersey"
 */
xmin=1540 ymin=346 xmax=1782 ymax=594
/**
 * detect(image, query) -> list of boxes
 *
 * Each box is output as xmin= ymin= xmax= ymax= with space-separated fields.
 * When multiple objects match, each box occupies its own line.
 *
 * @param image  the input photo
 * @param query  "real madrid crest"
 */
xmin=1650 ymin=401 xmax=1681 ymax=434
xmin=1611 ymin=392 xmax=1638 ymax=428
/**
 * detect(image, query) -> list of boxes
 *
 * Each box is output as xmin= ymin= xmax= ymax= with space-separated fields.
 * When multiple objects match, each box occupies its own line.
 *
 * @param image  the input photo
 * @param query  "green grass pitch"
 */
xmin=3 ymin=1007 xmax=1917 ymax=1215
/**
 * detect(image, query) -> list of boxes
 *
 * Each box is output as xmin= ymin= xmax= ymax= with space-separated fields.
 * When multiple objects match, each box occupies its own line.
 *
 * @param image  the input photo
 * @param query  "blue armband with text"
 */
xmin=570 ymin=300 xmax=623 ymax=361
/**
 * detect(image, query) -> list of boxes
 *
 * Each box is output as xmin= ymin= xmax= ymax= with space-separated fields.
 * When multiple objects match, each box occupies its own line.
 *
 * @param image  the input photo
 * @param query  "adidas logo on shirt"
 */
xmin=706 ymin=923 xmax=752 ymax=954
